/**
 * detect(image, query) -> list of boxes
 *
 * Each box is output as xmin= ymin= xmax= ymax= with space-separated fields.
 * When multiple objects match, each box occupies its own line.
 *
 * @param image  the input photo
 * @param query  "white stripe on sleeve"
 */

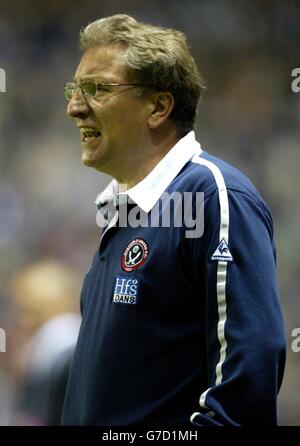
xmin=190 ymin=156 xmax=230 ymax=421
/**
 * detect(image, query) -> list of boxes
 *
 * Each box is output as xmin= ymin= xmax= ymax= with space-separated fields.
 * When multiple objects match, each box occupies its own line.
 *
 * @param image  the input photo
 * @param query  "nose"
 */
xmin=67 ymin=88 xmax=89 ymax=118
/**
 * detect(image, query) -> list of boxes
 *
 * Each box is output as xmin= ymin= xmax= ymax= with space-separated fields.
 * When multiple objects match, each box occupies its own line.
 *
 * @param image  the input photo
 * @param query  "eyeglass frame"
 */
xmin=64 ymin=80 xmax=151 ymax=101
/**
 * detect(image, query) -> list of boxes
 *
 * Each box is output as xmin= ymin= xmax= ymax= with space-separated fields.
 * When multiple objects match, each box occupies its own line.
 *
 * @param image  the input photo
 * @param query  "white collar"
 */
xmin=95 ymin=131 xmax=202 ymax=213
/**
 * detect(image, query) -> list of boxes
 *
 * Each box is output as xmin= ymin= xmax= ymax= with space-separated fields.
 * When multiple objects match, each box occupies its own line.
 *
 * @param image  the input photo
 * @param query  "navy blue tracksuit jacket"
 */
xmin=62 ymin=131 xmax=286 ymax=426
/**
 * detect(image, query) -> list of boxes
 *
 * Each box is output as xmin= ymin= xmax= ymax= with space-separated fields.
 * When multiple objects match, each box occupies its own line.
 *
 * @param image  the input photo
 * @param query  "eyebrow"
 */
xmin=73 ymin=75 xmax=118 ymax=84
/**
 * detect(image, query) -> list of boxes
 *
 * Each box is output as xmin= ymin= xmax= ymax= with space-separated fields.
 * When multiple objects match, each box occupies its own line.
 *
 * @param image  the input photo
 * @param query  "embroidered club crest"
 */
xmin=121 ymin=239 xmax=149 ymax=272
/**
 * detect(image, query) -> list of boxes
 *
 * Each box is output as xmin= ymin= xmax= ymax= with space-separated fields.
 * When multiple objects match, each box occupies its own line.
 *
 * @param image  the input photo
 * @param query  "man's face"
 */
xmin=67 ymin=45 xmax=152 ymax=175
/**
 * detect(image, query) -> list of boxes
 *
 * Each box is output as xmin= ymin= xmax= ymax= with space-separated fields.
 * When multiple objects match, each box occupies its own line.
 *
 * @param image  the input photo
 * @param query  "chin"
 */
xmin=82 ymin=157 xmax=96 ymax=167
xmin=82 ymin=151 xmax=100 ymax=167
xmin=82 ymin=156 xmax=108 ymax=174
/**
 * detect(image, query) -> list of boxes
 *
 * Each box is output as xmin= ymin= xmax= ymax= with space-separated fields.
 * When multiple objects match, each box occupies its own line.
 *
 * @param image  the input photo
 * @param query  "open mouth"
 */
xmin=80 ymin=127 xmax=102 ymax=143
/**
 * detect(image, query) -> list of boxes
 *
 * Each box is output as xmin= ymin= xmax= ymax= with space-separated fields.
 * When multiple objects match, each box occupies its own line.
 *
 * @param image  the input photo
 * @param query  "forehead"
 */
xmin=74 ymin=45 xmax=128 ymax=82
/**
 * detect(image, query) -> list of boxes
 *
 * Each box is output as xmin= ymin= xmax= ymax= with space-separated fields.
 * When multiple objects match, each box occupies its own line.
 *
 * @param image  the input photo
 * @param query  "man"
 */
xmin=61 ymin=14 xmax=286 ymax=426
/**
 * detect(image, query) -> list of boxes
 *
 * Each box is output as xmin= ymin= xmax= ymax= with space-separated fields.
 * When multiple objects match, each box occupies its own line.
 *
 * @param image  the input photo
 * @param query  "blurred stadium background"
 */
xmin=0 ymin=0 xmax=299 ymax=425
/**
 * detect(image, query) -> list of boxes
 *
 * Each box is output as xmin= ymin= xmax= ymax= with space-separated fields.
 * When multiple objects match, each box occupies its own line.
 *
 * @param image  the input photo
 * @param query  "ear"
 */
xmin=148 ymin=92 xmax=175 ymax=130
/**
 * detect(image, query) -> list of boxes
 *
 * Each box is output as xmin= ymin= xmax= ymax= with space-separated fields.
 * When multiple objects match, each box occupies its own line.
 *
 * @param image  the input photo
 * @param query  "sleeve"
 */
xmin=190 ymin=188 xmax=286 ymax=426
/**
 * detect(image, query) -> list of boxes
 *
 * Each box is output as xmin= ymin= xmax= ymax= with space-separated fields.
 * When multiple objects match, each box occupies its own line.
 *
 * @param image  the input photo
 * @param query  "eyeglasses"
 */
xmin=64 ymin=80 xmax=148 ymax=101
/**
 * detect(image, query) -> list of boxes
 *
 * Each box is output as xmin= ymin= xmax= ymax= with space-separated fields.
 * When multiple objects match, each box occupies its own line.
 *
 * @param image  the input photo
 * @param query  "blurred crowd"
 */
xmin=0 ymin=0 xmax=299 ymax=425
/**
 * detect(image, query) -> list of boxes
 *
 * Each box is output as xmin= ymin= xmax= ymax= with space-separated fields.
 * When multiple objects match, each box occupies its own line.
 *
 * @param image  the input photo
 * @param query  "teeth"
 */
xmin=80 ymin=127 xmax=96 ymax=132
xmin=80 ymin=127 xmax=100 ymax=134
xmin=80 ymin=127 xmax=101 ymax=141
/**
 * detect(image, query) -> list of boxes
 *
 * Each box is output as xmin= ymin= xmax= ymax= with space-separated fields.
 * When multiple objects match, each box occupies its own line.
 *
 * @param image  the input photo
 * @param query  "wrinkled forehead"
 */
xmin=74 ymin=45 xmax=129 ymax=83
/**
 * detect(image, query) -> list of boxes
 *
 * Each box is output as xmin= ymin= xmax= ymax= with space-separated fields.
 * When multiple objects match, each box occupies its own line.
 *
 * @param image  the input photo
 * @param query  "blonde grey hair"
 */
xmin=79 ymin=14 xmax=205 ymax=135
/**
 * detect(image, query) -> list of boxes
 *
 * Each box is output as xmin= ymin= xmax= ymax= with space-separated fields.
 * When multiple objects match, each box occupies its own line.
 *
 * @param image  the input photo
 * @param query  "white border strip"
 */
xmin=190 ymin=156 xmax=230 ymax=421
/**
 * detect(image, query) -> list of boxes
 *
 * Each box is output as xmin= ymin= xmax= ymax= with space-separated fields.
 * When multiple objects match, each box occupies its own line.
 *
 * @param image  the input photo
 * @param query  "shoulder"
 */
xmin=172 ymin=149 xmax=270 ymax=215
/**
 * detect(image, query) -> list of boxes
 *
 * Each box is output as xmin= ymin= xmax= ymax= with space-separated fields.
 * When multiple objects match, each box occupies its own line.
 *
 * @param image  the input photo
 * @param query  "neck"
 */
xmin=114 ymin=128 xmax=180 ymax=189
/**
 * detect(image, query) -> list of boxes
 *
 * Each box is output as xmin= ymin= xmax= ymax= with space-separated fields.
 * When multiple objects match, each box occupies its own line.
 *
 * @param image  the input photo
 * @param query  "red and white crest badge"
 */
xmin=121 ymin=239 xmax=149 ymax=272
